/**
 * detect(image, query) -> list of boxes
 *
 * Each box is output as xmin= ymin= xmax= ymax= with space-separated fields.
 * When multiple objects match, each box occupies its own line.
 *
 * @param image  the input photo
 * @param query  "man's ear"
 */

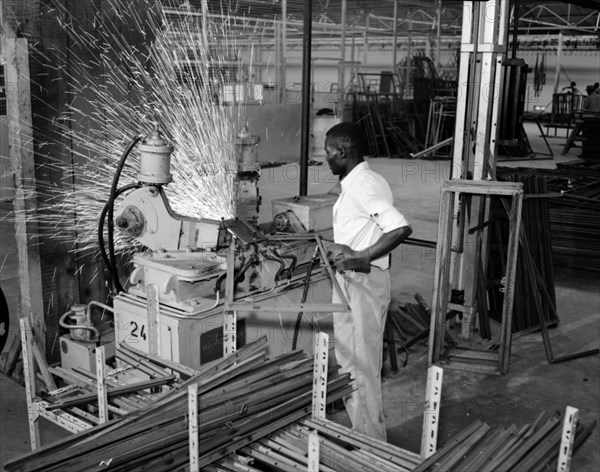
xmin=338 ymin=146 xmax=346 ymax=157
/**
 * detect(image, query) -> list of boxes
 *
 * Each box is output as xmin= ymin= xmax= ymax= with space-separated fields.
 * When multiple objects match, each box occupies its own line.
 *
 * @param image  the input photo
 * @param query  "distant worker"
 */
xmin=586 ymin=85 xmax=595 ymax=96
xmin=584 ymin=87 xmax=600 ymax=113
xmin=561 ymin=81 xmax=583 ymax=95
xmin=324 ymin=122 xmax=412 ymax=441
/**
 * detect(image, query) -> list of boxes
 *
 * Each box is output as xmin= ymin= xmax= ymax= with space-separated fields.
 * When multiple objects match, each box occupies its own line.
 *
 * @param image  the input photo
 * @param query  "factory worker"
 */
xmin=584 ymin=86 xmax=600 ymax=113
xmin=324 ymin=122 xmax=412 ymax=441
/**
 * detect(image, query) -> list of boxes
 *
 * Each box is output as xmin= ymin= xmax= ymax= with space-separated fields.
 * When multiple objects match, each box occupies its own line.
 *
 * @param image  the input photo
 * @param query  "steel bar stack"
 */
xmin=411 ymin=410 xmax=596 ymax=472
xmin=4 ymin=337 xmax=352 ymax=472
xmin=497 ymin=164 xmax=600 ymax=277
xmin=424 ymin=97 xmax=456 ymax=159
xmin=488 ymin=172 xmax=558 ymax=332
xmin=210 ymin=418 xmax=423 ymax=472
xmin=42 ymin=342 xmax=193 ymax=419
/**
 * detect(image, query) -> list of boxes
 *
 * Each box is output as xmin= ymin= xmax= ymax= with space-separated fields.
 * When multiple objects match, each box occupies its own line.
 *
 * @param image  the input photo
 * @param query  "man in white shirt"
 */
xmin=325 ymin=122 xmax=412 ymax=441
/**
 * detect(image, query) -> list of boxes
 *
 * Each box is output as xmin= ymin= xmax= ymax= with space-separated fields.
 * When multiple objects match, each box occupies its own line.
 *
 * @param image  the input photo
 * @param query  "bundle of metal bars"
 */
xmin=412 ymin=410 xmax=596 ymax=472
xmin=41 ymin=342 xmax=195 ymax=420
xmin=210 ymin=418 xmax=422 ymax=472
xmin=423 ymin=97 xmax=456 ymax=159
xmin=4 ymin=337 xmax=352 ymax=472
xmin=488 ymin=172 xmax=558 ymax=332
xmin=497 ymin=164 xmax=600 ymax=276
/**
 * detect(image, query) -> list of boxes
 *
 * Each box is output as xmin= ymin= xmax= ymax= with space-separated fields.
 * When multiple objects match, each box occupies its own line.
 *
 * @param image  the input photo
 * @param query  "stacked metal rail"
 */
xmin=497 ymin=164 xmax=600 ymax=277
xmin=489 ymin=172 xmax=558 ymax=332
xmin=4 ymin=337 xmax=352 ymax=472
xmin=210 ymin=418 xmax=423 ymax=472
xmin=412 ymin=410 xmax=596 ymax=472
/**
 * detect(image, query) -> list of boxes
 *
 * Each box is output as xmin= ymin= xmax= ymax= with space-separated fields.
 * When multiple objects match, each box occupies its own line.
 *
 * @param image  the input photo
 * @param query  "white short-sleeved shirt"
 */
xmin=333 ymin=161 xmax=409 ymax=270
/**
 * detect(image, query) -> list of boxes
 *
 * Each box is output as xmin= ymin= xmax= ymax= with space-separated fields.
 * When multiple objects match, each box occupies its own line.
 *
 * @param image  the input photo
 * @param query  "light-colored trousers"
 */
xmin=332 ymin=267 xmax=390 ymax=441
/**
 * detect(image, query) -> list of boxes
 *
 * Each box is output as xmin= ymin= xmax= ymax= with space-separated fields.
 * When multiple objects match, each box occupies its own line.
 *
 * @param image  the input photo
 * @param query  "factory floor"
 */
xmin=1 ymin=123 xmax=599 ymax=470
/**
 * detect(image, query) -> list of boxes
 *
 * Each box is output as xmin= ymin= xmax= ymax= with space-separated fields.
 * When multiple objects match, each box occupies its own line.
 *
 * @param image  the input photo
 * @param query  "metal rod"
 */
xmin=280 ymin=0 xmax=287 ymax=104
xmin=392 ymin=1 xmax=398 ymax=67
xmin=299 ymin=0 xmax=312 ymax=196
xmin=339 ymin=0 xmax=347 ymax=103
xmin=511 ymin=0 xmax=520 ymax=59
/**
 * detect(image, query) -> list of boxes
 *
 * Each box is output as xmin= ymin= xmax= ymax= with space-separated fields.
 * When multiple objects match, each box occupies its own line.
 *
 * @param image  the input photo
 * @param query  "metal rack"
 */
xmin=19 ymin=317 xmax=196 ymax=450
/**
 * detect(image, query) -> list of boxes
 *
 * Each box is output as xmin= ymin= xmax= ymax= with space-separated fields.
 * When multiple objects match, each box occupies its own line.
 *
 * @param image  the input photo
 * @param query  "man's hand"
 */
xmin=327 ymin=244 xmax=371 ymax=273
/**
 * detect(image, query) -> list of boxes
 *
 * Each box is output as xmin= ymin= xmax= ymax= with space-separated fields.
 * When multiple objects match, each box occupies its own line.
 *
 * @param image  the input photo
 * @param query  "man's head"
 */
xmin=324 ymin=122 xmax=366 ymax=176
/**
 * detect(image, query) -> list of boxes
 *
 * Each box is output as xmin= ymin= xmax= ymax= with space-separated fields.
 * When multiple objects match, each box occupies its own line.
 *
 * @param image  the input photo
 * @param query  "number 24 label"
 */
xmin=128 ymin=321 xmax=147 ymax=341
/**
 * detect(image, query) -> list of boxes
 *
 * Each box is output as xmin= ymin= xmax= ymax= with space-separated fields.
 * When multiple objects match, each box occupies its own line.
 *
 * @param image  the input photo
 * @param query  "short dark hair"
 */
xmin=325 ymin=122 xmax=367 ymax=154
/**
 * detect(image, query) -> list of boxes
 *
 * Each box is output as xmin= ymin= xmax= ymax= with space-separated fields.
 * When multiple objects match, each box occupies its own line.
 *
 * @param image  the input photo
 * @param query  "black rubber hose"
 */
xmin=99 ymin=182 xmax=141 ymax=294
xmin=106 ymin=136 xmax=143 ymax=294
xmin=235 ymin=255 xmax=256 ymax=284
xmin=292 ymin=249 xmax=320 ymax=351
xmin=274 ymin=249 xmax=297 ymax=280
xmin=214 ymin=256 xmax=246 ymax=294
xmin=0 ymin=286 xmax=9 ymax=354
xmin=214 ymin=272 xmax=228 ymax=294
xmin=261 ymin=250 xmax=285 ymax=283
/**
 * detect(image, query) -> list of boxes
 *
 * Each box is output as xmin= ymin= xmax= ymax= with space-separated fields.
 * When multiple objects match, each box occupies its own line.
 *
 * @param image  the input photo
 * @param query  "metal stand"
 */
xmin=20 ymin=318 xmax=92 ymax=451
xmin=428 ymin=180 xmax=523 ymax=375
xmin=444 ymin=0 xmax=512 ymax=360
xmin=20 ymin=318 xmax=192 ymax=451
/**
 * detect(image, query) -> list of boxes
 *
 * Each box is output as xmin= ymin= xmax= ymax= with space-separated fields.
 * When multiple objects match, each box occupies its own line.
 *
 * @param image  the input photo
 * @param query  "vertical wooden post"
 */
xmin=4 ymin=37 xmax=46 ymax=352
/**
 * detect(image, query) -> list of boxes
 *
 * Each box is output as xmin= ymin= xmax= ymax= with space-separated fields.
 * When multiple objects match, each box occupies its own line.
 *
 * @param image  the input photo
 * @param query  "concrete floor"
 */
xmin=1 ymin=123 xmax=599 ymax=470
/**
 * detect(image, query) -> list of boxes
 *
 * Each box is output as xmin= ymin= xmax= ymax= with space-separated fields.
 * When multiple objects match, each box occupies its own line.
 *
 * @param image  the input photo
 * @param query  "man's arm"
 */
xmin=329 ymin=225 xmax=412 ymax=272
xmin=365 ymin=225 xmax=412 ymax=261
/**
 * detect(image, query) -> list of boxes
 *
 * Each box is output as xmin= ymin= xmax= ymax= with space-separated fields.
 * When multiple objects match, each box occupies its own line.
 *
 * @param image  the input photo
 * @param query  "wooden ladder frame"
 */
xmin=428 ymin=180 xmax=523 ymax=375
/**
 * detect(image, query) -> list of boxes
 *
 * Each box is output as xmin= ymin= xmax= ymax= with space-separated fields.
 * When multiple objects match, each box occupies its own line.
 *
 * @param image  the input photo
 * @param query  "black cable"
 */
xmin=261 ymin=250 xmax=285 ymax=283
xmin=99 ymin=182 xmax=141 ymax=294
xmin=235 ymin=254 xmax=257 ymax=284
xmin=273 ymin=249 xmax=297 ymax=280
xmin=106 ymin=135 xmax=143 ymax=294
xmin=292 ymin=248 xmax=320 ymax=351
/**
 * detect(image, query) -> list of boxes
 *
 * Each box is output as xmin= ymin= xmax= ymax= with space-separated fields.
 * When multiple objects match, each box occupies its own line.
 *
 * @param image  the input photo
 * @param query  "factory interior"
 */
xmin=1 ymin=1 xmax=599 ymax=471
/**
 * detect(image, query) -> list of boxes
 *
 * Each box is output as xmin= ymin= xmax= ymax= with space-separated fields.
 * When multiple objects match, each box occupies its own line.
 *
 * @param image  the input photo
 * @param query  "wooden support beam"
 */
xmin=3 ymin=37 xmax=45 ymax=352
